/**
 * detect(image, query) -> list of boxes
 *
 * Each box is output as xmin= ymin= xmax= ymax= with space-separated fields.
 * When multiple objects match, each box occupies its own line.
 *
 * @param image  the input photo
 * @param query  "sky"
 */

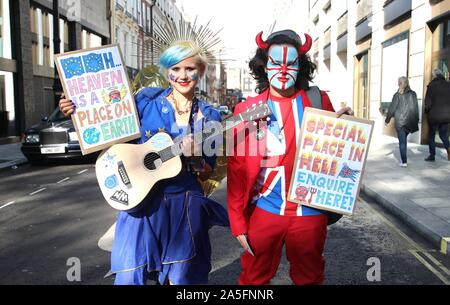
xmin=176 ymin=0 xmax=309 ymax=68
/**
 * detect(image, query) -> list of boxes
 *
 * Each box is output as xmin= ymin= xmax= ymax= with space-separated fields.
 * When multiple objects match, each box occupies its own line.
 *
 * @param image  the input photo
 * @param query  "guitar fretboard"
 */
xmin=158 ymin=115 xmax=244 ymax=162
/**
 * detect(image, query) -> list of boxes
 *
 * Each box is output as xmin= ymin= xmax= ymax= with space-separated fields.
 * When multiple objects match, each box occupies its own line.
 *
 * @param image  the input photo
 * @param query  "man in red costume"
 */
xmin=227 ymin=30 xmax=353 ymax=285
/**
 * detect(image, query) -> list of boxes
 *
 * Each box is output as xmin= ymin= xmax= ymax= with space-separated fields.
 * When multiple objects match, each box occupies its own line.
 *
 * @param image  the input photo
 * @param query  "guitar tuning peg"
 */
xmin=252 ymin=122 xmax=257 ymax=126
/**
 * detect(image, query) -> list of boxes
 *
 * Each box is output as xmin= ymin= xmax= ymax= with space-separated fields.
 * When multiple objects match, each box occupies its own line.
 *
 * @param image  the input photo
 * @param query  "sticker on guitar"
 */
xmin=104 ymin=175 xmax=119 ymax=189
xmin=117 ymin=161 xmax=132 ymax=189
xmin=110 ymin=190 xmax=129 ymax=206
xmin=150 ymin=133 xmax=172 ymax=150
xmin=102 ymin=152 xmax=117 ymax=169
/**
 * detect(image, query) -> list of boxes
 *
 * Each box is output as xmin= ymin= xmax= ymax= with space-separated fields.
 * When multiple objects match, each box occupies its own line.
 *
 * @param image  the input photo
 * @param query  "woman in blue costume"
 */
xmin=59 ymin=28 xmax=229 ymax=285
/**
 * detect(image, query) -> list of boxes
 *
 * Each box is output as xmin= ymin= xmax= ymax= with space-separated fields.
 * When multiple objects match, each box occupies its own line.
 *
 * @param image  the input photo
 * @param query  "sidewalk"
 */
xmin=0 ymin=142 xmax=27 ymax=170
xmin=361 ymin=132 xmax=450 ymax=255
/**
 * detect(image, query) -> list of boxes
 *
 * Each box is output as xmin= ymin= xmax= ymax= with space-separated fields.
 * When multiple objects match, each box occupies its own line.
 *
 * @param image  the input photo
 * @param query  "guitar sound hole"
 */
xmin=144 ymin=153 xmax=161 ymax=170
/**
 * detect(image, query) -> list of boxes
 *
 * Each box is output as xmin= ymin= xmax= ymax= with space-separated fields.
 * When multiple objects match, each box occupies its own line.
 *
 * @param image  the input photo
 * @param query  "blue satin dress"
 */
xmin=110 ymin=87 xmax=229 ymax=285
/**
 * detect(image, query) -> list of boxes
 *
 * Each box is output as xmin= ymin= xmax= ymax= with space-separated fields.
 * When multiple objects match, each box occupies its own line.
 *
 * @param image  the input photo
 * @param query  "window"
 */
xmin=323 ymin=1 xmax=331 ymax=14
xmin=313 ymin=15 xmax=319 ymax=25
xmin=356 ymin=0 xmax=372 ymax=24
xmin=30 ymin=6 xmax=69 ymax=67
xmin=431 ymin=16 xmax=450 ymax=80
xmin=82 ymin=30 xmax=102 ymax=49
xmin=432 ymin=19 xmax=450 ymax=52
xmin=124 ymin=32 xmax=129 ymax=65
xmin=0 ymin=0 xmax=3 ymax=58
xmin=147 ymin=7 xmax=151 ymax=32
xmin=324 ymin=27 xmax=331 ymax=47
xmin=380 ymin=32 xmax=409 ymax=112
xmin=0 ymin=0 xmax=11 ymax=59
xmin=337 ymin=11 xmax=349 ymax=38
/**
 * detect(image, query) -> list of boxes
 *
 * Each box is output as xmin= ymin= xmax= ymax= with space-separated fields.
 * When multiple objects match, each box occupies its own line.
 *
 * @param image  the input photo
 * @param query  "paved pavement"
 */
xmin=1 ymin=129 xmax=450 ymax=256
xmin=361 ymin=131 xmax=450 ymax=255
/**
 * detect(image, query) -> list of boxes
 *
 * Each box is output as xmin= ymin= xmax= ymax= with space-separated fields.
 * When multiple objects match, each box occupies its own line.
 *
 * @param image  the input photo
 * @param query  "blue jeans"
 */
xmin=428 ymin=123 xmax=450 ymax=156
xmin=396 ymin=126 xmax=409 ymax=164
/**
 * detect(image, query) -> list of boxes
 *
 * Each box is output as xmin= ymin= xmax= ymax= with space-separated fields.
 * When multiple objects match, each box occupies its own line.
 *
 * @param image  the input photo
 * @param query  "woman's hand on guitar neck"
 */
xmin=59 ymin=94 xmax=76 ymax=117
xmin=180 ymin=135 xmax=201 ymax=157
xmin=180 ymin=135 xmax=213 ymax=181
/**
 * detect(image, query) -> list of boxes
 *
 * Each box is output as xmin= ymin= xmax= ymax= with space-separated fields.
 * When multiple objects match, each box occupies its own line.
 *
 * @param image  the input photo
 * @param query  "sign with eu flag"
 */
xmin=55 ymin=44 xmax=141 ymax=155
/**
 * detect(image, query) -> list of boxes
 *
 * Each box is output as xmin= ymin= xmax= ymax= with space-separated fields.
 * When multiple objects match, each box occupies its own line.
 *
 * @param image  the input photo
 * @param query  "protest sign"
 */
xmin=288 ymin=108 xmax=374 ymax=215
xmin=55 ymin=44 xmax=141 ymax=155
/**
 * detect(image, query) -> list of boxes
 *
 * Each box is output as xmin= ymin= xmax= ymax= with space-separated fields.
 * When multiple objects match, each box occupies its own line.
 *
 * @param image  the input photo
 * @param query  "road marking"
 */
xmin=78 ymin=169 xmax=88 ymax=175
xmin=362 ymin=199 xmax=450 ymax=285
xmin=409 ymin=250 xmax=450 ymax=285
xmin=421 ymin=250 xmax=450 ymax=277
xmin=29 ymin=188 xmax=46 ymax=196
xmin=0 ymin=201 xmax=15 ymax=210
xmin=57 ymin=177 xmax=70 ymax=184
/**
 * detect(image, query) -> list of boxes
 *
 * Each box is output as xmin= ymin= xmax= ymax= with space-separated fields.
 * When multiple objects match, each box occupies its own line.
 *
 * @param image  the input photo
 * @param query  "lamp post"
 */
xmin=52 ymin=0 xmax=62 ymax=107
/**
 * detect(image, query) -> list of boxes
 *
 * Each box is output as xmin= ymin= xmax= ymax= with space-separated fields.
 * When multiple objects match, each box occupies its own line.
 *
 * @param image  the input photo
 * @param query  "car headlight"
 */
xmin=68 ymin=132 xmax=78 ymax=142
xmin=25 ymin=134 xmax=40 ymax=143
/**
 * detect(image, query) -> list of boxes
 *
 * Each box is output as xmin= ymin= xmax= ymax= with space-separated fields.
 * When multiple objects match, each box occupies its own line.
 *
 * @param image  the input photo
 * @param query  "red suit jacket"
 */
xmin=226 ymin=89 xmax=335 ymax=236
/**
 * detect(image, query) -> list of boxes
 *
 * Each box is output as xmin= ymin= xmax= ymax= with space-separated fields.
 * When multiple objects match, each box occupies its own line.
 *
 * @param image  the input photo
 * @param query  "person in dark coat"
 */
xmin=424 ymin=68 xmax=450 ymax=162
xmin=385 ymin=76 xmax=419 ymax=167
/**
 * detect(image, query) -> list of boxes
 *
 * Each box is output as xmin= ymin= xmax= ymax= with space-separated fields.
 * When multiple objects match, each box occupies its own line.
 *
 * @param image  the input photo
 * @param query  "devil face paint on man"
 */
xmin=266 ymin=44 xmax=299 ymax=91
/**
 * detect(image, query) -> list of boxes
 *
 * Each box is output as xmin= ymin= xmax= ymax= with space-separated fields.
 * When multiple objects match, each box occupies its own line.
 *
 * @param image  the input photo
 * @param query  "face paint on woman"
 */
xmin=266 ymin=45 xmax=299 ymax=91
xmin=167 ymin=56 xmax=201 ymax=95
xmin=168 ymin=66 xmax=198 ymax=83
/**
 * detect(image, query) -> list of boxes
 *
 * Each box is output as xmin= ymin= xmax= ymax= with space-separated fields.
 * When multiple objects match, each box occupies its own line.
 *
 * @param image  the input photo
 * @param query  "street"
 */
xmin=0 ymin=162 xmax=449 ymax=285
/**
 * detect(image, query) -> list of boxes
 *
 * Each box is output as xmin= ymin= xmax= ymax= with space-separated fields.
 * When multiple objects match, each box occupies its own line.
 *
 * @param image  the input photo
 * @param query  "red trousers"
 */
xmin=239 ymin=207 xmax=328 ymax=285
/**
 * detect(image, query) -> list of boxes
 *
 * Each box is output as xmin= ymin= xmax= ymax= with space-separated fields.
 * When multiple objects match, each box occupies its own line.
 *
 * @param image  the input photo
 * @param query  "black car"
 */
xmin=21 ymin=107 xmax=96 ymax=164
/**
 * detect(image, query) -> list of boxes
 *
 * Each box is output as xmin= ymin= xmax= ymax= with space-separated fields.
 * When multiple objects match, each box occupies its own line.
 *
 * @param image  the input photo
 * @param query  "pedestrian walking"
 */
xmin=385 ymin=76 xmax=419 ymax=167
xmin=424 ymin=68 xmax=450 ymax=162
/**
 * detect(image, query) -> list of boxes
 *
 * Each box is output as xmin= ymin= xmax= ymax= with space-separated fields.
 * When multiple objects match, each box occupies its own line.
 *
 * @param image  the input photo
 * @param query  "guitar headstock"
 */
xmin=240 ymin=102 xmax=272 ymax=122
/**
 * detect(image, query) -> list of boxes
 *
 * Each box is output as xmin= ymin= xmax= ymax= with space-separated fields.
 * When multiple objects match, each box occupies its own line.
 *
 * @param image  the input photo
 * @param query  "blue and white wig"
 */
xmin=159 ymin=41 xmax=208 ymax=75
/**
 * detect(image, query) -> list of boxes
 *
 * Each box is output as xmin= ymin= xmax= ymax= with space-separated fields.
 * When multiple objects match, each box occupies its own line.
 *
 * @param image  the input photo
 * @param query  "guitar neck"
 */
xmin=158 ymin=114 xmax=244 ymax=163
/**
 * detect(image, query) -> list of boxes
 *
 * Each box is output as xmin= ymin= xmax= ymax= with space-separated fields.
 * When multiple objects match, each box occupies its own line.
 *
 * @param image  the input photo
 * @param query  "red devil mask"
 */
xmin=255 ymin=30 xmax=312 ymax=55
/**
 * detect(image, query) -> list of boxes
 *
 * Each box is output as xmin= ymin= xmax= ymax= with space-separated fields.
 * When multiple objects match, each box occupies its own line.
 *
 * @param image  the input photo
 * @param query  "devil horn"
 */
xmin=256 ymin=31 xmax=269 ymax=50
xmin=298 ymin=34 xmax=312 ymax=54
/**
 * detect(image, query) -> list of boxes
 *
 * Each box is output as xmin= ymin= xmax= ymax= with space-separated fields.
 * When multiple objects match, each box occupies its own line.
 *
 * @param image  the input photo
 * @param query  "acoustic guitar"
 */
xmin=95 ymin=103 xmax=272 ymax=211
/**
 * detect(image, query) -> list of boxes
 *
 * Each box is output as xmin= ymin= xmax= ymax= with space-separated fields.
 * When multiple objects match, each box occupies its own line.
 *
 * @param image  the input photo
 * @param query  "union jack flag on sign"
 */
xmin=338 ymin=163 xmax=361 ymax=182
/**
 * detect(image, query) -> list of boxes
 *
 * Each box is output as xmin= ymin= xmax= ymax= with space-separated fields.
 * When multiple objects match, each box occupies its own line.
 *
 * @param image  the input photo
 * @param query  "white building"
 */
xmin=112 ymin=0 xmax=141 ymax=78
xmin=308 ymin=0 xmax=450 ymax=145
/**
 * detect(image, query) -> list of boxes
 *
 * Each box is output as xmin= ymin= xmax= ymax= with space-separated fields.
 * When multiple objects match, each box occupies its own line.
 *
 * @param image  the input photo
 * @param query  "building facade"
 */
xmin=112 ymin=0 xmax=183 ymax=73
xmin=112 ymin=0 xmax=140 ymax=79
xmin=308 ymin=0 xmax=450 ymax=145
xmin=0 ymin=0 xmax=110 ymax=142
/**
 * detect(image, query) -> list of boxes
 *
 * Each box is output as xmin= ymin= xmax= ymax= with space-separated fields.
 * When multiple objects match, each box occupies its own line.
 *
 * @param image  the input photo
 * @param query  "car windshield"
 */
xmin=47 ymin=108 xmax=68 ymax=122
